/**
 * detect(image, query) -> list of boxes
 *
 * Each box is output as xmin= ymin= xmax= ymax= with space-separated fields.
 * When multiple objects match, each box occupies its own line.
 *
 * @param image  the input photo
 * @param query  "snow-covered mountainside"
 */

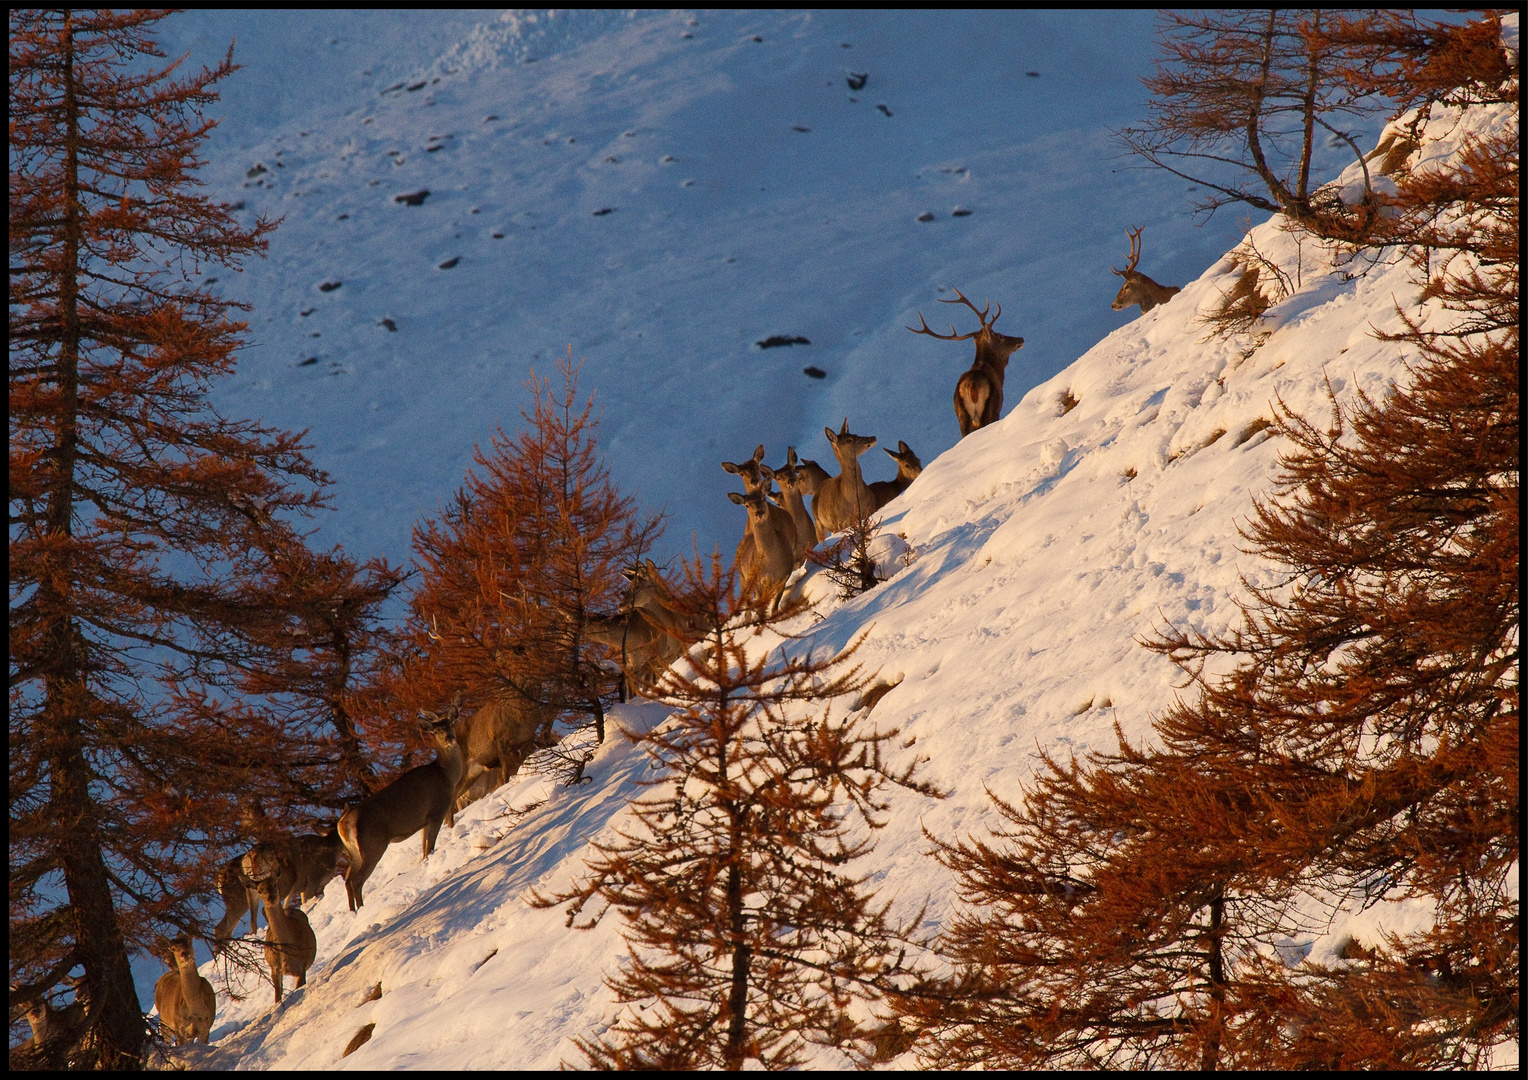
xmin=161 ymin=8 xmax=1275 ymax=566
xmin=144 ymin=10 xmax=1516 ymax=1071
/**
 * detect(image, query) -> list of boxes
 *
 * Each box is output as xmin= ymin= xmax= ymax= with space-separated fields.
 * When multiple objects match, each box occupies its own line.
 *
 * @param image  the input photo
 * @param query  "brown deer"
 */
xmin=213 ymin=825 xmax=342 ymax=953
xmin=728 ymin=485 xmax=798 ymax=603
xmin=584 ymin=559 xmax=712 ymax=697
xmin=795 ymin=454 xmax=831 ymax=494
xmin=153 ymin=934 xmax=216 ymax=1045
xmin=1110 ymin=226 xmax=1180 ymax=314
xmin=12 ymin=977 xmax=90 ymax=1068
xmin=255 ymin=878 xmax=317 ymax=1004
xmin=771 ymin=448 xmax=818 ymax=563
xmin=285 ymin=824 xmax=345 ymax=903
xmin=212 ymin=853 xmax=264 ymax=953
xmin=450 ymin=690 xmax=557 ymax=812
xmin=868 ymin=441 xmax=922 ymax=511
xmin=722 ymin=445 xmax=796 ymax=574
xmin=811 ymin=419 xmax=879 ymax=538
xmin=908 ymin=290 xmax=1024 ymax=437
xmin=337 ymin=703 xmax=466 ymax=911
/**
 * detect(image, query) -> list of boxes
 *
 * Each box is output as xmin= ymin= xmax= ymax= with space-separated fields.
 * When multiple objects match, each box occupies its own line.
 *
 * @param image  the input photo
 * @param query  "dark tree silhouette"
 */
xmin=9 ymin=9 xmax=347 ymax=1066
xmin=535 ymin=556 xmax=941 ymax=1069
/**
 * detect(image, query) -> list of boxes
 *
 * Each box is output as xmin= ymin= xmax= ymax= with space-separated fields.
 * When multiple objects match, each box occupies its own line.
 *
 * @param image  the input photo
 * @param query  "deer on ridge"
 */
xmin=449 ymin=690 xmax=558 ymax=812
xmin=722 ymin=445 xmax=797 ymax=575
xmin=214 ymin=825 xmax=343 ymax=952
xmin=728 ymin=484 xmax=798 ymax=605
xmin=868 ymin=440 xmax=922 ymax=511
xmin=255 ymin=878 xmax=317 ymax=1004
xmin=771 ymin=448 xmax=818 ymax=564
xmin=1110 ymin=225 xmax=1180 ymax=314
xmin=811 ymin=419 xmax=879 ymax=539
xmin=583 ymin=559 xmax=706 ymax=698
xmin=337 ymin=701 xmax=466 ymax=911
xmin=908 ymin=290 xmax=1024 ymax=438
xmin=153 ymin=934 xmax=216 ymax=1045
xmin=212 ymin=852 xmax=266 ymax=954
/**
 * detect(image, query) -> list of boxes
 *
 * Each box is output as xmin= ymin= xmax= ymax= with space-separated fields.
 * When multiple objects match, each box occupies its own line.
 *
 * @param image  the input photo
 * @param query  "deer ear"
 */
xmin=900 ymin=440 xmax=912 ymax=454
xmin=824 ymin=426 xmax=837 ymax=443
xmin=884 ymin=446 xmax=898 ymax=459
xmin=721 ymin=461 xmax=739 ymax=474
xmin=752 ymin=445 xmax=765 ymax=463
xmin=728 ymin=491 xmax=750 ymax=505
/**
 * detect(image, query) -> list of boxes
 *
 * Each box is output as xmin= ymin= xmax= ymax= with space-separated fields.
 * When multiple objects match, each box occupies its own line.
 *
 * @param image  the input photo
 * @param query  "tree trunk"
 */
xmin=44 ymin=16 xmax=145 ymax=1066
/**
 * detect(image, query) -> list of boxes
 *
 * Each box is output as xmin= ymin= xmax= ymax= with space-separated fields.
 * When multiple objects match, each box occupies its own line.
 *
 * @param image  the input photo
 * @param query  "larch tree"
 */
xmin=914 ymin=11 xmax=1517 ymax=1070
xmin=385 ymin=350 xmax=662 ymax=772
xmin=9 ymin=9 xmax=345 ymax=1066
xmin=1112 ymin=10 xmax=1399 ymax=233
xmin=213 ymin=534 xmax=407 ymax=805
xmin=535 ymin=555 xmax=942 ymax=1070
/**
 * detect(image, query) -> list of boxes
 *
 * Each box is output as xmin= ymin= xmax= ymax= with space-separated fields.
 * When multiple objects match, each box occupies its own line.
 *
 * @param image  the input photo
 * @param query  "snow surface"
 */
xmin=132 ymin=9 xmax=1516 ymax=1070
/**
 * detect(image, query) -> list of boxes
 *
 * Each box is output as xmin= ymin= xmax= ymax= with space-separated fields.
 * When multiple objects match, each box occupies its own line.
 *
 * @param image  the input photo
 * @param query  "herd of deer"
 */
xmin=134 ymin=229 xmax=1180 ymax=1049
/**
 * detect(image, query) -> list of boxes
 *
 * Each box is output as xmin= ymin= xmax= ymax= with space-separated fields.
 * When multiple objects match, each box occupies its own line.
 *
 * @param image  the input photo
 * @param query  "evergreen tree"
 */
xmin=220 ymin=534 xmax=406 ymax=803
xmin=9 ymin=10 xmax=338 ymax=1065
xmin=913 ymin=15 xmax=1517 ymax=1066
xmin=535 ymin=556 xmax=941 ymax=1069
xmin=383 ymin=350 xmax=662 ymax=765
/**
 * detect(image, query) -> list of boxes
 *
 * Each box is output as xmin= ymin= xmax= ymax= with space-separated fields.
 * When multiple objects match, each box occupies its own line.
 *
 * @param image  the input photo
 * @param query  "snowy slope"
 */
xmin=156 ymin=8 xmax=1280 ymax=565
xmin=137 ymin=10 xmax=1516 ymax=1070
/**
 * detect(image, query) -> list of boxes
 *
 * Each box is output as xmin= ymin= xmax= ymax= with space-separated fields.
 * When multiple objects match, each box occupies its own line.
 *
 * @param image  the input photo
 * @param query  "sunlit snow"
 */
xmin=132 ymin=9 xmax=1516 ymax=1070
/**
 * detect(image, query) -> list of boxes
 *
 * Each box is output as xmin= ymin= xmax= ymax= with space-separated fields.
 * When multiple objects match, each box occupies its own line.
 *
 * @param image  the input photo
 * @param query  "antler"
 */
xmin=1114 ymin=226 xmax=1143 ymax=276
xmin=906 ymin=288 xmax=1000 ymax=339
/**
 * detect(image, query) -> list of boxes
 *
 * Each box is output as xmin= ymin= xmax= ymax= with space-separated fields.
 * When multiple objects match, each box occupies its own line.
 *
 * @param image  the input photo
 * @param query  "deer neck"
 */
xmin=834 ymin=450 xmax=868 ymax=490
xmin=436 ymin=737 xmax=467 ymax=792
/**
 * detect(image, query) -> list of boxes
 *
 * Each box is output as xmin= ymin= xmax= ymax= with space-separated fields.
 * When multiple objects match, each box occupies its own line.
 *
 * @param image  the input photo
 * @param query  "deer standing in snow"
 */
xmin=811 ymin=419 xmax=879 ymax=539
xmin=728 ymin=485 xmax=798 ymax=604
xmin=771 ymin=448 xmax=818 ymax=563
xmin=722 ymin=445 xmax=797 ymax=573
xmin=1110 ymin=226 xmax=1180 ymax=314
xmin=868 ymin=441 xmax=922 ymax=511
xmin=153 ymin=935 xmax=215 ymax=1045
xmin=908 ymin=290 xmax=1024 ymax=438
xmin=255 ymin=878 xmax=316 ymax=1004
xmin=337 ymin=702 xmax=465 ymax=911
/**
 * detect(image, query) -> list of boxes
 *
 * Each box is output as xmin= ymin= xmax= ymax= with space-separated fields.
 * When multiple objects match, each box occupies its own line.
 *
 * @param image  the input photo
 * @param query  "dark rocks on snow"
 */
xmin=952 ymin=208 xmax=973 ymax=217
xmin=394 ymin=190 xmax=430 ymax=207
xmin=803 ymin=366 xmax=827 ymax=379
xmin=246 ymin=164 xmax=267 ymax=178
xmin=319 ymin=281 xmax=343 ymax=292
xmin=299 ymin=357 xmax=319 ymax=367
xmin=592 ymin=207 xmax=615 ymax=216
xmin=378 ymin=318 xmax=397 ymax=332
xmin=757 ymin=335 xmax=810 ymax=349
xmin=877 ymin=103 xmax=893 ymax=117
xmin=846 ymin=72 xmax=868 ymax=90
xmin=916 ymin=212 xmax=935 ymax=223
xmin=438 ymin=257 xmax=460 ymax=269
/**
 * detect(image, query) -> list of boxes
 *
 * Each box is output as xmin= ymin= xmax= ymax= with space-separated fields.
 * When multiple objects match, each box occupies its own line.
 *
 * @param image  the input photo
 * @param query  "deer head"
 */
xmin=908 ymin=288 xmax=1024 ymax=375
xmin=1111 ymin=226 xmax=1181 ymax=314
xmin=909 ymin=291 xmax=1023 ymax=437
xmin=721 ymin=444 xmax=771 ymax=495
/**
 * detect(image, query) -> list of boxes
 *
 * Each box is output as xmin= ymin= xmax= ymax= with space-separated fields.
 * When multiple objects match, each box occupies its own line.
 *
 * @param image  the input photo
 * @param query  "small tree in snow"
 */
xmin=534 ymin=554 xmax=941 ymax=1069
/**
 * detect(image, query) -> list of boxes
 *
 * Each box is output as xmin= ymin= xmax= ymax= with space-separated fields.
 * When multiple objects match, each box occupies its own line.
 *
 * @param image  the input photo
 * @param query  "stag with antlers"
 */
xmin=1110 ymin=226 xmax=1181 ymax=314
xmin=908 ymin=289 xmax=1025 ymax=438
